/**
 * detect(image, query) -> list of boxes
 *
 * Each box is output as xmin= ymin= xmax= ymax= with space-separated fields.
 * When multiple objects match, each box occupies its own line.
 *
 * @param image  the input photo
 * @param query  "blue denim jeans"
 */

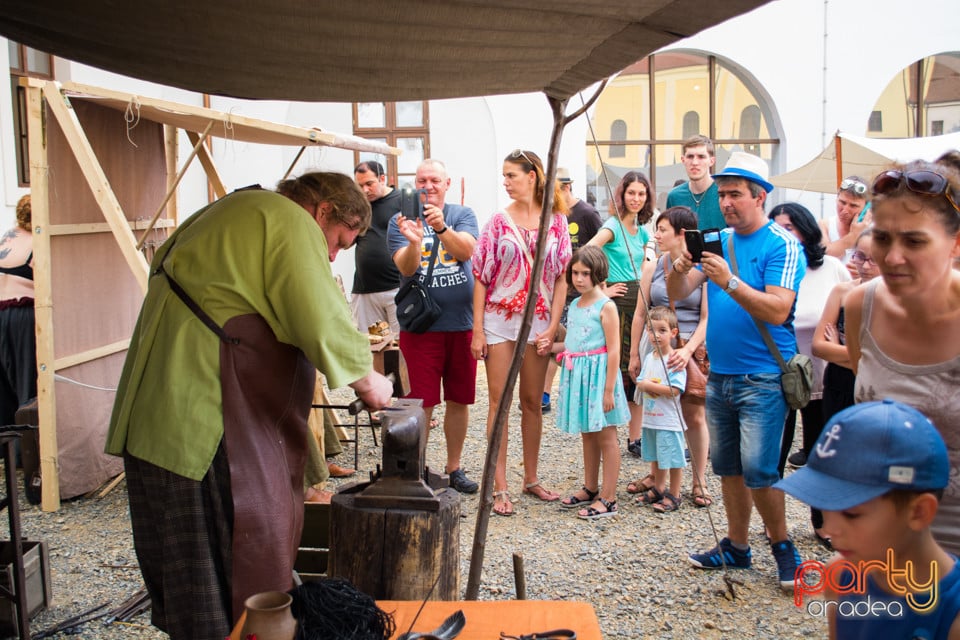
xmin=706 ymin=372 xmax=787 ymax=489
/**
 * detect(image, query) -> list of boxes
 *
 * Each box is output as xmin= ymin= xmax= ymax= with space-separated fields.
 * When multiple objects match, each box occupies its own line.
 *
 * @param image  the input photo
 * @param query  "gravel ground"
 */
xmin=13 ymin=362 xmax=831 ymax=638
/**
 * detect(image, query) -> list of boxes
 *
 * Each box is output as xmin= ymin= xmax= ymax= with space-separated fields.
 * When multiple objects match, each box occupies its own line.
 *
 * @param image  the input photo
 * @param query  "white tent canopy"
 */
xmin=772 ymin=131 xmax=960 ymax=194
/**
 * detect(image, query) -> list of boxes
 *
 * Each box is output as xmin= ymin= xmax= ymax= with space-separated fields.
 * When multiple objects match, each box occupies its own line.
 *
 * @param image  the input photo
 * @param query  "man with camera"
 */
xmin=352 ymin=161 xmax=403 ymax=336
xmin=667 ymin=152 xmax=807 ymax=593
xmin=387 ymin=159 xmax=480 ymax=493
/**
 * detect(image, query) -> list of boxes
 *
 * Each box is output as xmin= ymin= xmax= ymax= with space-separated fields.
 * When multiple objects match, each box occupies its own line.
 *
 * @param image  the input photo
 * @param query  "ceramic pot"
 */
xmin=239 ymin=591 xmax=297 ymax=640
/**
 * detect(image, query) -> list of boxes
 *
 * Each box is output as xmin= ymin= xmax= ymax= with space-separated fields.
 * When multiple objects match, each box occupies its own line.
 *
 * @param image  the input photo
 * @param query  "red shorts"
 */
xmin=399 ymin=330 xmax=477 ymax=408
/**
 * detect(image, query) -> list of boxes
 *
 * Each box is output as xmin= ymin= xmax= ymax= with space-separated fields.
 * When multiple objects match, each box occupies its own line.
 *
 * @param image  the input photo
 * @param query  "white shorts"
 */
xmin=350 ymin=289 xmax=400 ymax=337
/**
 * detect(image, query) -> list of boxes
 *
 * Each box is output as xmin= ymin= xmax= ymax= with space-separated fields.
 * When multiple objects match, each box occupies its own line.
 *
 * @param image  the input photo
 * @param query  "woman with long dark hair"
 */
xmin=588 ymin=171 xmax=655 ymax=453
xmin=769 ymin=203 xmax=850 ymax=481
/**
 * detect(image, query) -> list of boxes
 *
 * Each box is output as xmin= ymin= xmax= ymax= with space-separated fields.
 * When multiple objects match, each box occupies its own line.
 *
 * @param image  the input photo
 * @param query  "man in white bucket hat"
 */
xmin=666 ymin=151 xmax=808 ymax=592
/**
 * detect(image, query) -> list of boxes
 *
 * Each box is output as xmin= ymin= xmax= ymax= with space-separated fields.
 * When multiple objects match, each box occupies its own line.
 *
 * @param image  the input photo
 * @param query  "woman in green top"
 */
xmin=588 ymin=170 xmax=654 ymax=453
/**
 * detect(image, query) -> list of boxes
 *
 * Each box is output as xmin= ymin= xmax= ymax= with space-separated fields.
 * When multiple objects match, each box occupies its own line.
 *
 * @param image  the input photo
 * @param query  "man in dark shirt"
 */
xmin=352 ymin=161 xmax=403 ymax=335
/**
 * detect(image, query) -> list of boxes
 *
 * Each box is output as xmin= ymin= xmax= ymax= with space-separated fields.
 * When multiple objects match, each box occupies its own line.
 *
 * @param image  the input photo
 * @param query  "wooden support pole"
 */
xmin=25 ymin=80 xmax=62 ymax=511
xmin=186 ymin=129 xmax=227 ymax=201
xmin=466 ymin=94 xmax=568 ymax=599
xmin=164 ymin=125 xmax=180 ymax=223
xmin=138 ymin=121 xmax=213 ymax=249
xmin=41 ymin=82 xmax=150 ymax=292
xmin=282 ymin=146 xmax=307 ymax=182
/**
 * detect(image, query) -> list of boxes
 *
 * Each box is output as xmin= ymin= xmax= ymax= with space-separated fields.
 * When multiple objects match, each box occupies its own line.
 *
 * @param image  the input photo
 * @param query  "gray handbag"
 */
xmin=727 ymin=236 xmax=813 ymax=410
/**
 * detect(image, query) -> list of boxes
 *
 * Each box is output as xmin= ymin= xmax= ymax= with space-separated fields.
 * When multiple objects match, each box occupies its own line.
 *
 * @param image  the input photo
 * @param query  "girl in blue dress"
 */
xmin=555 ymin=246 xmax=630 ymax=519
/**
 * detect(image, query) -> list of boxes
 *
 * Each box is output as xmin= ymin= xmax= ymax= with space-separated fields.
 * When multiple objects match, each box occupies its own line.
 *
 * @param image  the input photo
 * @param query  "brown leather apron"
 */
xmin=159 ymin=260 xmax=315 ymax=622
xmin=220 ymin=313 xmax=315 ymax=621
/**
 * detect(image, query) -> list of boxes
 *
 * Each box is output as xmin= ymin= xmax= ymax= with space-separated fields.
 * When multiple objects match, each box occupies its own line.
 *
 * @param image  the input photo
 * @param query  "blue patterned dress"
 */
xmin=556 ymin=295 xmax=631 ymax=434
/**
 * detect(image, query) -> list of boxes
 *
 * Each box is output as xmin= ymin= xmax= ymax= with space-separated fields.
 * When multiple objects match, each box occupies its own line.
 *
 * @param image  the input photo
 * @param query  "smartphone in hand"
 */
xmin=684 ymin=229 xmax=705 ymax=262
xmin=400 ymin=186 xmax=427 ymax=220
xmin=684 ymin=228 xmax=723 ymax=262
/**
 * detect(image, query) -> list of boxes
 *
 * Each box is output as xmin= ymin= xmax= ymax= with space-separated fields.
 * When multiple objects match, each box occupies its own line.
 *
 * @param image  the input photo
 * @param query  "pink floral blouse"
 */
xmin=472 ymin=211 xmax=572 ymax=321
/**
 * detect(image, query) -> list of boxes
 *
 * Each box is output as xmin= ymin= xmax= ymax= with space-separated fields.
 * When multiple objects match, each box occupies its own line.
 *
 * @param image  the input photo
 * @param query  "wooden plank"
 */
xmin=137 ymin=121 xmax=212 ymax=249
xmin=164 ymin=125 xmax=179 ymax=224
xmin=47 ymin=219 xmax=174 ymax=236
xmin=25 ymin=80 xmax=62 ymax=511
xmin=53 ymin=339 xmax=129 ymax=370
xmin=41 ymin=82 xmax=150 ymax=292
xmin=186 ymin=130 xmax=227 ymax=200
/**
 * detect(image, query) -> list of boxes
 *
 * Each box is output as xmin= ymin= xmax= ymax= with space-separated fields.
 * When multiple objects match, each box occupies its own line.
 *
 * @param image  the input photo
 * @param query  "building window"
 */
xmin=609 ymin=120 xmax=627 ymax=158
xmin=869 ymin=52 xmax=960 ymax=138
xmin=9 ymin=41 xmax=54 ymax=186
xmin=682 ymin=111 xmax=700 ymax=139
xmin=587 ymin=52 xmax=780 ymax=212
xmin=353 ymin=101 xmax=430 ymax=188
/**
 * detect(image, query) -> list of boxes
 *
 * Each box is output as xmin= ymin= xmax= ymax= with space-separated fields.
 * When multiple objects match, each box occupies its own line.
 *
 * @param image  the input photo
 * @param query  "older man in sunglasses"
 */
xmin=820 ymin=175 xmax=873 ymax=263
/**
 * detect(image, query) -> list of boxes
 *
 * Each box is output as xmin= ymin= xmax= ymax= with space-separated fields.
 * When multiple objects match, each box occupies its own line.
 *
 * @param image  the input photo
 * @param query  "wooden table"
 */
xmin=381 ymin=600 xmax=602 ymax=640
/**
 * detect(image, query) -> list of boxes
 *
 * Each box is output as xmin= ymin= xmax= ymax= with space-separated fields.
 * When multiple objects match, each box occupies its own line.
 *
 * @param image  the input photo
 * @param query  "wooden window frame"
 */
xmin=10 ymin=42 xmax=54 ymax=186
xmin=352 ymin=101 xmax=430 ymax=186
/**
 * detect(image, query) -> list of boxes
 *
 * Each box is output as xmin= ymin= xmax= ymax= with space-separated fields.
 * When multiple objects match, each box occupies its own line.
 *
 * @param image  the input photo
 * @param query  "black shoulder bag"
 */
xmin=395 ymin=237 xmax=442 ymax=333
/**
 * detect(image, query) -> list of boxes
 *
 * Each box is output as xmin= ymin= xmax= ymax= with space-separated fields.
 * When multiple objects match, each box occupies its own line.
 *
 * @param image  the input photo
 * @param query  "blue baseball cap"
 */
xmin=775 ymin=399 xmax=948 ymax=511
xmin=711 ymin=151 xmax=774 ymax=193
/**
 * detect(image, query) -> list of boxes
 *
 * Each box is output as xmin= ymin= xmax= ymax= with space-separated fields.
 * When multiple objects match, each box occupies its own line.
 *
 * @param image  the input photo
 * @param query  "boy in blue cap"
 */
xmin=776 ymin=399 xmax=960 ymax=639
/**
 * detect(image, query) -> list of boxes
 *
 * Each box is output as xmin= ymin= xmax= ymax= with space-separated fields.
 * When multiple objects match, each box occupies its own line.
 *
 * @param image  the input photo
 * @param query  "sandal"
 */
xmin=626 ymin=473 xmax=656 ymax=494
xmin=523 ymin=482 xmax=560 ymax=502
xmin=691 ymin=485 xmax=714 ymax=508
xmin=493 ymin=490 xmax=514 ymax=517
xmin=560 ymin=486 xmax=599 ymax=509
xmin=577 ymin=498 xmax=618 ymax=520
xmin=652 ymin=492 xmax=682 ymax=513
xmin=635 ymin=486 xmax=664 ymax=505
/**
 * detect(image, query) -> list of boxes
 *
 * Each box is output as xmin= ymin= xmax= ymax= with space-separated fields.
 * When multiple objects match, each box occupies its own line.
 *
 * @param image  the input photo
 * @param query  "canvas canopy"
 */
xmin=771 ymin=131 xmax=960 ymax=194
xmin=1 ymin=0 xmax=770 ymax=102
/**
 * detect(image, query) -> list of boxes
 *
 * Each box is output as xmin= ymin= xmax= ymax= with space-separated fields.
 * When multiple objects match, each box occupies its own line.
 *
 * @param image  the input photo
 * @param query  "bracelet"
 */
xmin=436 ymin=225 xmax=448 ymax=234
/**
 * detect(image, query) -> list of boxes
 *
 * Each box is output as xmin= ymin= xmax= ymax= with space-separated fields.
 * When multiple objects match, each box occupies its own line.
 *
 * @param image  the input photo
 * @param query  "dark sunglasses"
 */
xmin=872 ymin=170 xmax=960 ymax=213
xmin=839 ymin=178 xmax=867 ymax=195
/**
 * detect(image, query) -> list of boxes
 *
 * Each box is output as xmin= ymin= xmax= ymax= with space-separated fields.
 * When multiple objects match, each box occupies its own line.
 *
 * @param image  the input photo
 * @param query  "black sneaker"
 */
xmin=787 ymin=451 xmax=807 ymax=468
xmin=627 ymin=439 xmax=642 ymax=457
xmin=448 ymin=468 xmax=479 ymax=494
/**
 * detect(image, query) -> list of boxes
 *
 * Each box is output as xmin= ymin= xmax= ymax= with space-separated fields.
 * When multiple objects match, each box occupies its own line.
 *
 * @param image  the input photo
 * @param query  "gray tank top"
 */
xmin=649 ymin=255 xmax=702 ymax=337
xmin=855 ymin=279 xmax=960 ymax=555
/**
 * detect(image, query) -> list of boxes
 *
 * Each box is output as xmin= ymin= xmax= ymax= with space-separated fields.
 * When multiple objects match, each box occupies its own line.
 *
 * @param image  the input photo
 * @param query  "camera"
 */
xmin=400 ymin=186 xmax=427 ymax=221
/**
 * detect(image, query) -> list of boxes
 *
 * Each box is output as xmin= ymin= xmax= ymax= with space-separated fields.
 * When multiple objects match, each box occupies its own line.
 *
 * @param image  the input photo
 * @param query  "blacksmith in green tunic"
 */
xmin=106 ymin=173 xmax=394 ymax=640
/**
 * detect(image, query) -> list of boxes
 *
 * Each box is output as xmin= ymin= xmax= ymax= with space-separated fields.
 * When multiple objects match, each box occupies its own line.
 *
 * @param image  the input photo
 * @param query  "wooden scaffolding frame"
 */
xmin=23 ymin=78 xmax=399 ymax=510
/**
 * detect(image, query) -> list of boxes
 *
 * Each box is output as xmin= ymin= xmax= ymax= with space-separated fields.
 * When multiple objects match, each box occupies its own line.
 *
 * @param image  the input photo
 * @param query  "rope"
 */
xmin=53 ymin=373 xmax=116 ymax=392
xmin=124 ymin=96 xmax=141 ymax=148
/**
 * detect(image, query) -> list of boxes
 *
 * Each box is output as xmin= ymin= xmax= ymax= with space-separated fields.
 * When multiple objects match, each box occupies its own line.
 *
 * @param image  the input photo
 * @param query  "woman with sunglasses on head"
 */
xmin=471 ymin=149 xmax=571 ymax=516
xmin=587 ymin=171 xmax=655 ymax=456
xmin=845 ymin=151 xmax=960 ymax=555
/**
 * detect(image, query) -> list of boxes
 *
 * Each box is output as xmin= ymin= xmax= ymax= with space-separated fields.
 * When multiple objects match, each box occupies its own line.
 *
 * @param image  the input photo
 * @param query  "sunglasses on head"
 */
xmin=509 ymin=148 xmax=536 ymax=167
xmin=872 ymin=170 xmax=960 ymax=213
xmin=839 ymin=178 xmax=867 ymax=195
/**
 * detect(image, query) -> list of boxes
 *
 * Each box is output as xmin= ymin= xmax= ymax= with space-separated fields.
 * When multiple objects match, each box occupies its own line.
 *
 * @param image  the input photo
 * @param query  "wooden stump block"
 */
xmin=328 ymin=489 xmax=459 ymax=600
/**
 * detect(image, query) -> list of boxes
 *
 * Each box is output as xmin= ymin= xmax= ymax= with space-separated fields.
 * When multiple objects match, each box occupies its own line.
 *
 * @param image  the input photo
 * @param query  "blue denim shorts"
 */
xmin=640 ymin=428 xmax=687 ymax=470
xmin=705 ymin=372 xmax=787 ymax=488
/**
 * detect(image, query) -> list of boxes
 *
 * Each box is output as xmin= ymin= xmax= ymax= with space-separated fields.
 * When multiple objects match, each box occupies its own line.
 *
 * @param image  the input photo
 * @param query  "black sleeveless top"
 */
xmin=0 ymin=252 xmax=33 ymax=280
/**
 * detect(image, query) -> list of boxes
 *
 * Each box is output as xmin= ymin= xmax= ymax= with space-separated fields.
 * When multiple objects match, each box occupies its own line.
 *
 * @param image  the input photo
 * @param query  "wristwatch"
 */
xmin=724 ymin=276 xmax=740 ymax=293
